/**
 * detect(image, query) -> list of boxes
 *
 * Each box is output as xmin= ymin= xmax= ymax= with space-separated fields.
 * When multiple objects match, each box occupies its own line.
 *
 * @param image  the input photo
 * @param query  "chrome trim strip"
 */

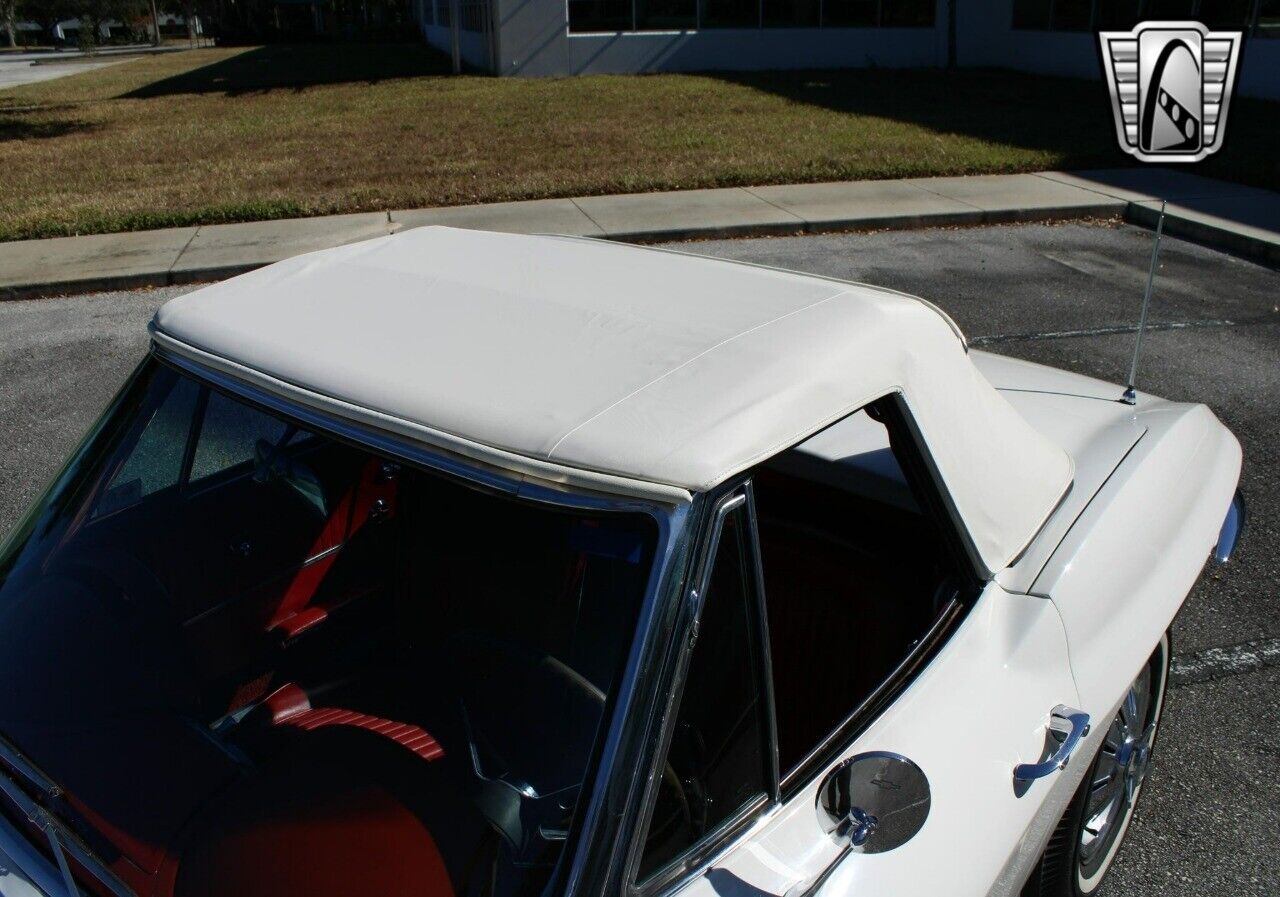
xmin=155 ymin=347 xmax=669 ymax=517
xmin=0 ymin=739 xmax=60 ymax=802
xmin=150 ymin=330 xmax=693 ymax=507
xmin=0 ymin=808 xmax=65 ymax=897
xmin=0 ymin=765 xmax=133 ymax=897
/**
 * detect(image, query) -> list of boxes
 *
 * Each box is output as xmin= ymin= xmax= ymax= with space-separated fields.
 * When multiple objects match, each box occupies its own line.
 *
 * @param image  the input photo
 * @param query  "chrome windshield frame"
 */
xmin=0 ymin=735 xmax=134 ymax=897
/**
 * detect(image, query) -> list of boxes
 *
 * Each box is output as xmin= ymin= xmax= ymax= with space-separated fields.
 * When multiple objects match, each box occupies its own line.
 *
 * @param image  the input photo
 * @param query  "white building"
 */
xmin=411 ymin=0 xmax=1278 ymax=97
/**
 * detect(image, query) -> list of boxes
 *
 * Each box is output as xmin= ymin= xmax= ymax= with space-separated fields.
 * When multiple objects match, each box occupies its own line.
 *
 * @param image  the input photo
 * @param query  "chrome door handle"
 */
xmin=1014 ymin=705 xmax=1091 ymax=783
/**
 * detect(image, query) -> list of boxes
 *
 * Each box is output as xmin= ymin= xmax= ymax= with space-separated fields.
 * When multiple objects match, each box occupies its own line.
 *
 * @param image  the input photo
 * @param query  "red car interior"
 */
xmin=0 ymin=363 xmax=657 ymax=897
xmin=257 ymin=682 xmax=446 ymax=763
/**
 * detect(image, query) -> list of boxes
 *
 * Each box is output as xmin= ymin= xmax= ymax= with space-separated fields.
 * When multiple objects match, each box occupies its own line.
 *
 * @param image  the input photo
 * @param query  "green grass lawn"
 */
xmin=1 ymin=42 xmax=1275 ymax=242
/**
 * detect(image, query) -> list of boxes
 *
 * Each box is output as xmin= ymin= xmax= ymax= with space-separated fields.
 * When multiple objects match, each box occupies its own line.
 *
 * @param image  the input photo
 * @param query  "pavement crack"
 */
xmin=970 ymin=317 xmax=1247 ymax=346
xmin=568 ymin=198 xmax=607 ymax=237
xmin=1169 ymin=636 xmax=1280 ymax=688
xmin=740 ymin=187 xmax=808 ymax=226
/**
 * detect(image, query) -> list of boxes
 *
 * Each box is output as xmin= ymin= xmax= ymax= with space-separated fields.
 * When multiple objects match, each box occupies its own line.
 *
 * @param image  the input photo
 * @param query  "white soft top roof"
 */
xmin=152 ymin=226 xmax=1072 ymax=573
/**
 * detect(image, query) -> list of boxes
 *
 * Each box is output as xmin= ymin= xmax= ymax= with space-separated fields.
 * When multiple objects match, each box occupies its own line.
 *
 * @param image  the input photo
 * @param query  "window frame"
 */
xmin=622 ymin=392 xmax=980 ymax=897
xmin=626 ymin=485 xmax=780 ymax=896
xmin=770 ymin=392 xmax=979 ymax=797
xmin=85 ymin=368 xmax=203 ymax=524
xmin=182 ymin=385 xmax=306 ymax=495
xmin=565 ymin=0 xmax=937 ymax=34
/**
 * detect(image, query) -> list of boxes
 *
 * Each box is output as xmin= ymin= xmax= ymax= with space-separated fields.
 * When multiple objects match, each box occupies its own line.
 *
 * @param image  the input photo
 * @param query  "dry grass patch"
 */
xmin=1 ymin=43 xmax=1276 ymax=241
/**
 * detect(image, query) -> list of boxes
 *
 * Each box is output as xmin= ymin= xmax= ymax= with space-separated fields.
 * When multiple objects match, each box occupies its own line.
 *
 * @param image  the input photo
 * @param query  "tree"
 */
xmin=3 ymin=0 xmax=17 ymax=47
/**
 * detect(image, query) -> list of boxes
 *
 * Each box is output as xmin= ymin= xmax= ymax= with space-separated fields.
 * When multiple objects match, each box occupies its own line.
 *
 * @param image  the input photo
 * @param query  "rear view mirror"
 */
xmin=254 ymin=438 xmax=327 ymax=517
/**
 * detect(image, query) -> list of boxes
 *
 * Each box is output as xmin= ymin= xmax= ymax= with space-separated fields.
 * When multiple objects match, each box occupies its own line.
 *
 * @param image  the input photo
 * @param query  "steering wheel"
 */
xmin=647 ymin=762 xmax=694 ymax=849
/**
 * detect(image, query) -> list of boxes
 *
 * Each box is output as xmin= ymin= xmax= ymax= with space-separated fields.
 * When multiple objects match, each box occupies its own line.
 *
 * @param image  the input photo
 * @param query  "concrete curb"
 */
xmin=1126 ymin=201 xmax=1280 ymax=266
xmin=2 ymin=169 xmax=1275 ymax=300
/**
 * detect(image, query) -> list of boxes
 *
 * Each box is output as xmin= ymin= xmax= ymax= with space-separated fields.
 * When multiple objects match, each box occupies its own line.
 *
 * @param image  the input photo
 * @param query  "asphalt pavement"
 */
xmin=0 ymin=221 xmax=1276 ymax=895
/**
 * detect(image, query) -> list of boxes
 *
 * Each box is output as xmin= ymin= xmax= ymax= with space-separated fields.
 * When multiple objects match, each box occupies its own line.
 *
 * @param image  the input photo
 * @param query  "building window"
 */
xmin=568 ymin=0 xmax=933 ymax=32
xmin=823 ymin=0 xmax=878 ymax=26
xmin=637 ymin=0 xmax=698 ymax=28
xmin=459 ymin=0 xmax=489 ymax=29
xmin=1198 ymin=0 xmax=1254 ymax=28
xmin=1093 ymin=0 xmax=1140 ymax=28
xmin=881 ymin=0 xmax=935 ymax=25
xmin=762 ymin=0 xmax=821 ymax=26
xmin=1015 ymin=0 xmax=1270 ymax=34
xmin=569 ymin=0 xmax=635 ymax=29
xmin=700 ymin=0 xmax=760 ymax=27
xmin=1051 ymin=0 xmax=1093 ymax=28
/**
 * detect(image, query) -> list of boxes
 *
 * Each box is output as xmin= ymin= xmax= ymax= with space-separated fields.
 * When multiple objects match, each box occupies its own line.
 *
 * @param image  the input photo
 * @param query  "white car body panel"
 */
xmin=1031 ymin=400 xmax=1242 ymax=714
xmin=669 ymin=585 xmax=1082 ymax=897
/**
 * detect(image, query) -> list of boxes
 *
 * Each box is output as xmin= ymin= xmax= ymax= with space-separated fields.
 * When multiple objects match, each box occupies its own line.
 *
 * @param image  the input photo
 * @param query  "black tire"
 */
xmin=1022 ymin=632 xmax=1171 ymax=897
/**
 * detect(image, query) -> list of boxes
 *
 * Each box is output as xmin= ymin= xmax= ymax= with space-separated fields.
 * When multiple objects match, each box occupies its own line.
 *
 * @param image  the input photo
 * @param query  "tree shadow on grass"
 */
xmin=0 ymin=113 xmax=97 ymax=142
xmin=707 ymin=67 xmax=1278 ymax=193
xmin=123 ymin=41 xmax=453 ymax=99
xmin=711 ymin=67 xmax=1124 ymax=172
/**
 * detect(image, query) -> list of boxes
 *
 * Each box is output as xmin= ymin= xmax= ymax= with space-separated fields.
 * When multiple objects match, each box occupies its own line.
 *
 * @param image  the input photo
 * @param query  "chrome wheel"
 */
xmin=1022 ymin=633 xmax=1171 ymax=897
xmin=1077 ymin=666 xmax=1153 ymax=877
xmin=1075 ymin=634 xmax=1168 ymax=893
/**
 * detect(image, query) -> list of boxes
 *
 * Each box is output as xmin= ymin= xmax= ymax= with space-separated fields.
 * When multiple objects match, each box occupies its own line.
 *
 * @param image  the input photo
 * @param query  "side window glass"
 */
xmin=639 ymin=504 xmax=769 ymax=882
xmin=752 ymin=399 xmax=962 ymax=780
xmin=190 ymin=390 xmax=292 ymax=483
xmin=92 ymin=374 xmax=201 ymax=518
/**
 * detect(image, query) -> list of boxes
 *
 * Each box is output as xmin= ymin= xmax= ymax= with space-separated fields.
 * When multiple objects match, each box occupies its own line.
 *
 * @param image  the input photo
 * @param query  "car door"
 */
xmin=628 ymin=453 xmax=1089 ymax=896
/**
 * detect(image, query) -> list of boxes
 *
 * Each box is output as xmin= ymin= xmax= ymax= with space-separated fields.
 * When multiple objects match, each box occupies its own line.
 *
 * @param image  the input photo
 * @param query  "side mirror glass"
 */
xmin=817 ymin=751 xmax=930 ymax=854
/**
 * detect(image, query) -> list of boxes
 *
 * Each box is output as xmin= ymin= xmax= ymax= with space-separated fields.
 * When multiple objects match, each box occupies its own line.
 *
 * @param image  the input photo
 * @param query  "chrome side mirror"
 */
xmin=817 ymin=752 xmax=931 ymax=855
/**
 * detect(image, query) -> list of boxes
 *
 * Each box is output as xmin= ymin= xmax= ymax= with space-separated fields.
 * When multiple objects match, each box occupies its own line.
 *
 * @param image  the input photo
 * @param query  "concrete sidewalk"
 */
xmin=2 ymin=169 xmax=1275 ymax=299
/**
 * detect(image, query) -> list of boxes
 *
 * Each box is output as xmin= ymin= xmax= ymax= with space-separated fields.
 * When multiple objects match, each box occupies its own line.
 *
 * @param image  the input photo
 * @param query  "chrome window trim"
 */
xmin=149 ymin=331 xmax=692 ymax=507
xmin=623 ymin=485 xmax=779 ymax=897
xmin=777 ymin=596 xmax=966 ymax=798
xmin=610 ymin=394 xmax=981 ymax=897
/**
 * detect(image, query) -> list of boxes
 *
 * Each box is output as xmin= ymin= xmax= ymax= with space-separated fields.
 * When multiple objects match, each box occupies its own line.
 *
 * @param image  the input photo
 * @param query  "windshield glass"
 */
xmin=0 ymin=359 xmax=659 ymax=897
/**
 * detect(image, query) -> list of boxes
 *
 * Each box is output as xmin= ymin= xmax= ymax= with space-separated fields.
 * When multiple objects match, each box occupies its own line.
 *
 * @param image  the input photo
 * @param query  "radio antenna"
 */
xmin=1123 ymin=200 xmax=1166 ymax=405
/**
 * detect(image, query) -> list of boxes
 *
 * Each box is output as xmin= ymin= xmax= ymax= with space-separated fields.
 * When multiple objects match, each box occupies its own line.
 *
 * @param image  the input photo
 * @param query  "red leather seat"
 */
xmin=260 ymin=683 xmax=445 ymax=763
xmin=173 ymin=754 xmax=455 ymax=897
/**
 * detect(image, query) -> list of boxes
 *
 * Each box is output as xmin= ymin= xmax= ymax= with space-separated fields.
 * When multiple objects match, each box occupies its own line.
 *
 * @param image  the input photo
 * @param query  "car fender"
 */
xmin=1029 ymin=401 xmax=1241 ymax=716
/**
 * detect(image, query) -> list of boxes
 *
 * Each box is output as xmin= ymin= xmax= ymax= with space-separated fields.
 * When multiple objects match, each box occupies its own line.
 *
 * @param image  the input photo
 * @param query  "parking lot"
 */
xmin=1 ymin=221 xmax=1276 ymax=895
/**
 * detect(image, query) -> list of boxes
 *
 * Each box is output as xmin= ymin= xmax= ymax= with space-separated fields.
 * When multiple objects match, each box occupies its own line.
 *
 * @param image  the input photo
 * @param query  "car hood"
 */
xmin=969 ymin=351 xmax=1151 ymax=593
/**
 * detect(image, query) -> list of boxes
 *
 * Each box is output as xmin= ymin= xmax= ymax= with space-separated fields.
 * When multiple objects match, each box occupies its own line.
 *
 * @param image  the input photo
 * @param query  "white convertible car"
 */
xmin=0 ymin=228 xmax=1243 ymax=897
